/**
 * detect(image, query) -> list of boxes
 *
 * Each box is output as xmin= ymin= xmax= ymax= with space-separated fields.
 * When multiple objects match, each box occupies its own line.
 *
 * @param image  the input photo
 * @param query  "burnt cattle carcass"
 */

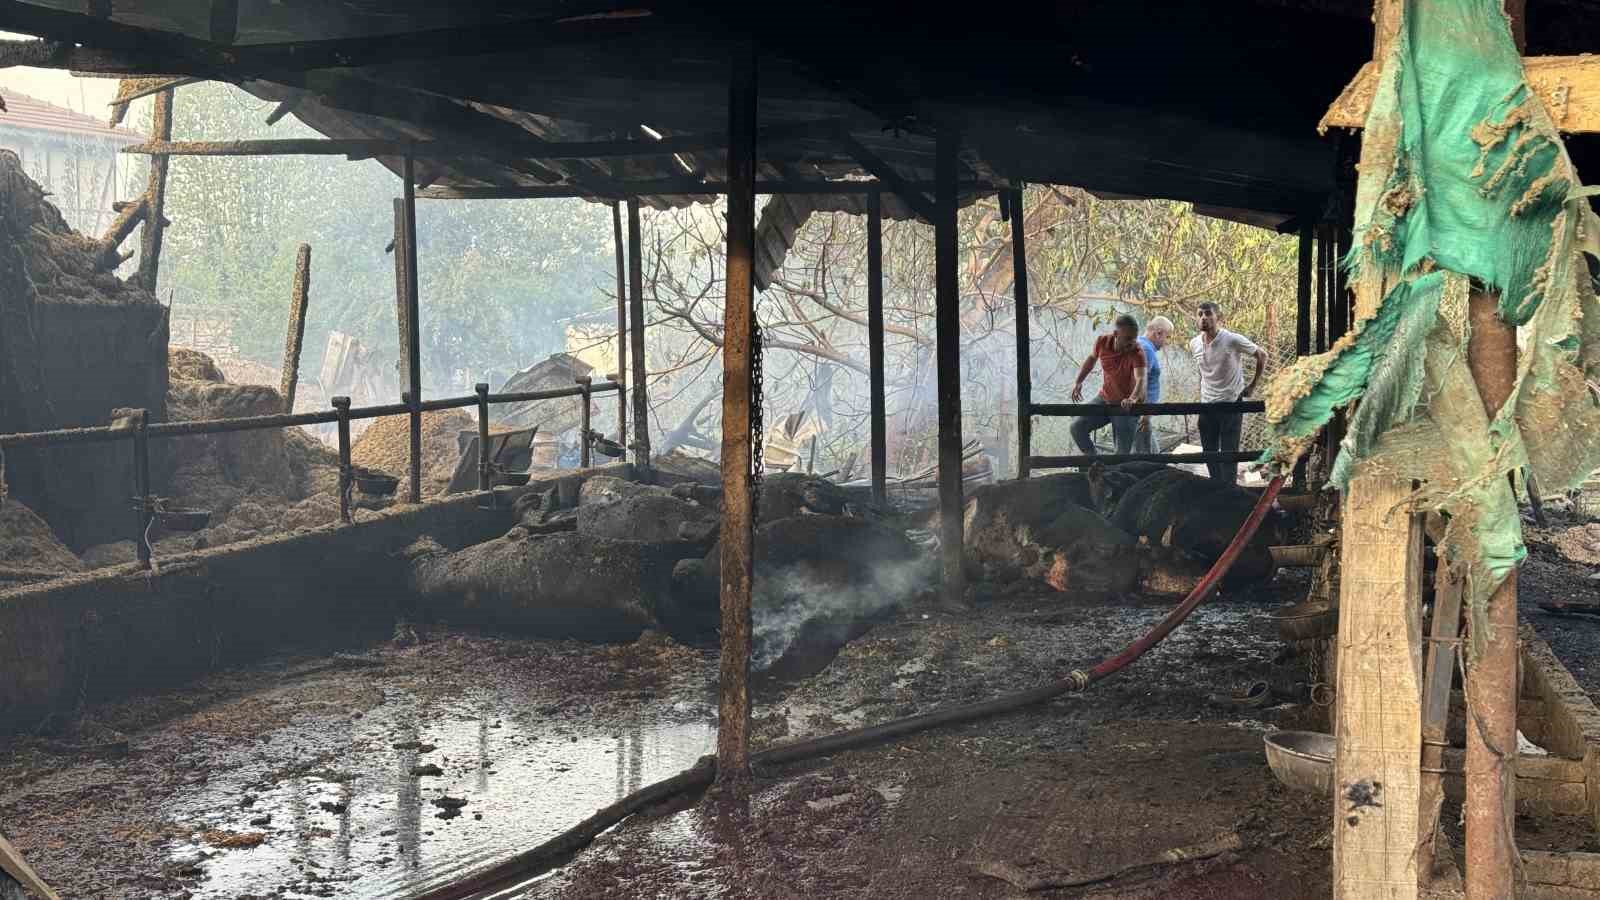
xmin=405 ymin=530 xmax=687 ymax=642
xmin=666 ymin=515 xmax=930 ymax=676
xmin=963 ymin=464 xmax=1286 ymax=596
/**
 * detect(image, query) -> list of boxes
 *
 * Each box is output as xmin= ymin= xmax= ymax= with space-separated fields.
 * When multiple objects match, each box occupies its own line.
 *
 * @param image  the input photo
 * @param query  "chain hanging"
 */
xmin=750 ymin=293 xmax=765 ymax=524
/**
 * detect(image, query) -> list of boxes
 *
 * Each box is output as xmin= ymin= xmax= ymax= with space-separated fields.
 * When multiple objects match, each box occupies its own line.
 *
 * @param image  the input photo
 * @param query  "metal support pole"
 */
xmin=866 ymin=189 xmax=887 ymax=505
xmin=1010 ymin=186 xmax=1033 ymax=480
xmin=132 ymin=409 xmax=151 ymax=569
xmin=612 ymin=202 xmax=629 ymax=447
xmin=576 ymin=375 xmax=593 ymax=468
xmin=402 ymin=155 xmax=423 ymax=503
xmin=627 ymin=197 xmax=650 ymax=467
xmin=333 ymin=396 xmax=352 ymax=523
xmin=934 ymin=126 xmax=965 ymax=610
xmin=1296 ymin=225 xmax=1312 ymax=358
xmin=716 ymin=42 xmax=758 ymax=783
xmin=475 ymin=383 xmax=490 ymax=494
xmin=1464 ymin=289 xmax=1519 ymax=900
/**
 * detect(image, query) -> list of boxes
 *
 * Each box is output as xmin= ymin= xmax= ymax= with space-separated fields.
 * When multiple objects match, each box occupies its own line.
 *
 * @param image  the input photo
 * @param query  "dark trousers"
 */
xmin=1197 ymin=411 xmax=1242 ymax=482
xmin=1070 ymin=398 xmax=1137 ymax=457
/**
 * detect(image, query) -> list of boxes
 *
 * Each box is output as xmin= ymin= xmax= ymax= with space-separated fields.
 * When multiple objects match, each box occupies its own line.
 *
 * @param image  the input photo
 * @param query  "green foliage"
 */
xmin=159 ymin=83 xmax=614 ymax=390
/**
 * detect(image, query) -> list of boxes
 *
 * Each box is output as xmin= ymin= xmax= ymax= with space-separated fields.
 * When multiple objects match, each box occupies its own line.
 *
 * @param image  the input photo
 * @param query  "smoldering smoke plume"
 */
xmin=752 ymin=554 xmax=934 ymax=670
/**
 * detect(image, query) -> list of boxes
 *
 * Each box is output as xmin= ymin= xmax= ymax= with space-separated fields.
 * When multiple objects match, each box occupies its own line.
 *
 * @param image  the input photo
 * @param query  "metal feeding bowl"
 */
xmin=354 ymin=469 xmax=400 ymax=497
xmin=157 ymin=507 xmax=211 ymax=532
xmin=1269 ymin=598 xmax=1337 ymax=642
xmin=1263 ymin=730 xmax=1336 ymax=796
xmin=493 ymin=470 xmax=532 ymax=487
xmin=590 ymin=434 xmax=625 ymax=459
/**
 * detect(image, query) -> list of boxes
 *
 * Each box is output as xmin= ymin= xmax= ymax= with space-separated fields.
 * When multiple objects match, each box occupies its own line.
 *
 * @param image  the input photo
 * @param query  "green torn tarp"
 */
xmin=1261 ymin=0 xmax=1600 ymax=655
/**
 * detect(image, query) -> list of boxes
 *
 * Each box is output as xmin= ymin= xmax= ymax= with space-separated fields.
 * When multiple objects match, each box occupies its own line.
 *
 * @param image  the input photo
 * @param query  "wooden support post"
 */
xmin=1464 ymin=290 xmax=1520 ymax=900
xmin=1296 ymin=225 xmax=1313 ymax=358
xmin=612 ymin=201 xmax=628 ymax=447
xmin=934 ymin=126 xmax=965 ymax=610
xmin=716 ymin=43 xmax=757 ymax=783
xmin=1332 ymin=231 xmax=1352 ymax=343
xmin=866 ymin=189 xmax=887 ymax=505
xmin=1333 ymin=470 xmax=1424 ymax=900
xmin=1010 ymin=186 xmax=1033 ymax=480
xmin=1316 ymin=228 xmax=1330 ymax=354
xmin=627 ymin=197 xmax=649 ymax=467
xmin=402 ymin=155 xmax=422 ymax=504
xmin=280 ymin=242 xmax=311 ymax=414
xmin=136 ymin=87 xmax=171 ymax=292
xmin=392 ymin=197 xmax=410 ymax=406
xmin=1 ymin=830 xmax=60 ymax=900
xmin=1418 ymin=560 xmax=1464 ymax=887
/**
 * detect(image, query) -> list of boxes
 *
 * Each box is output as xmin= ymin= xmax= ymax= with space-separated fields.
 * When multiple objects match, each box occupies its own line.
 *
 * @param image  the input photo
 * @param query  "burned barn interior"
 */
xmin=2 ymin=0 xmax=1600 ymax=898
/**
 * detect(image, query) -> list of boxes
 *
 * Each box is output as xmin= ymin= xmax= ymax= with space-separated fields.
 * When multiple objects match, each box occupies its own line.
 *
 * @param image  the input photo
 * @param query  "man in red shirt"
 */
xmin=1069 ymin=313 xmax=1147 ymax=458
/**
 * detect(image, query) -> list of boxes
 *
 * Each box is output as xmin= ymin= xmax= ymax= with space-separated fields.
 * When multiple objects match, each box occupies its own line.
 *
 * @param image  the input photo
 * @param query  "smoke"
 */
xmin=751 ymin=553 xmax=934 ymax=671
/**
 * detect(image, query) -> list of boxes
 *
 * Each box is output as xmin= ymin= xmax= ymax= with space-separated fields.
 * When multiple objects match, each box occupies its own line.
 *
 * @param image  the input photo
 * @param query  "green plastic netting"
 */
xmin=1261 ymin=0 xmax=1600 ymax=655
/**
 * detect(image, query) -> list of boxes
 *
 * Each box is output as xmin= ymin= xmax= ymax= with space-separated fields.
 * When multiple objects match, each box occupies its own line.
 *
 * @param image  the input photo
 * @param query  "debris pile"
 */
xmin=351 ymin=410 xmax=474 ymax=498
xmin=0 ymin=150 xmax=169 ymax=549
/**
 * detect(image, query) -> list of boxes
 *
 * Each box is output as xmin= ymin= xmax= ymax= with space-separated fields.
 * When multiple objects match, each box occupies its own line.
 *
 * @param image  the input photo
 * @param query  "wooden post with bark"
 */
xmin=391 ymin=197 xmax=411 ymax=413
xmin=612 ymin=201 xmax=628 ymax=447
xmin=866 ymin=189 xmax=887 ymax=505
xmin=716 ymin=44 xmax=757 ymax=783
xmin=934 ymin=126 xmax=965 ymax=610
xmin=280 ymin=243 xmax=312 ymax=414
xmin=1010 ymin=186 xmax=1032 ymax=480
xmin=136 ymin=87 xmax=172 ymax=292
xmin=627 ymin=197 xmax=650 ymax=467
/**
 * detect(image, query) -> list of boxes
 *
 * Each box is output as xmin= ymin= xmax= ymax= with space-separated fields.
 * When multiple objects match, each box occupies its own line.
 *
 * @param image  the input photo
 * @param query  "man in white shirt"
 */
xmin=1189 ymin=302 xmax=1266 ymax=482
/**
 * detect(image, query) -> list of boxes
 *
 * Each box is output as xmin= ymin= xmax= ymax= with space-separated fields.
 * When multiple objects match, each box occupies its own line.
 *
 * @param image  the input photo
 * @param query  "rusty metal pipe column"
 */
xmin=576 ymin=376 xmax=593 ymax=468
xmin=866 ymin=189 xmax=887 ymax=505
xmin=716 ymin=42 xmax=758 ymax=782
xmin=333 ymin=396 xmax=352 ymax=523
xmin=402 ymin=155 xmax=423 ymax=503
xmin=1464 ymin=291 xmax=1519 ymax=900
xmin=627 ymin=198 xmax=650 ymax=468
xmin=475 ymin=383 xmax=491 ymax=494
xmin=934 ymin=127 xmax=965 ymax=609
xmin=612 ymin=202 xmax=628 ymax=448
xmin=1010 ymin=186 xmax=1032 ymax=480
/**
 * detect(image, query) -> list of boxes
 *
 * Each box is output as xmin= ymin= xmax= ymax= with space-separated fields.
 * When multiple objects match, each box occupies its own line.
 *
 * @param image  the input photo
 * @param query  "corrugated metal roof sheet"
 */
xmin=0 ymin=90 xmax=144 ymax=143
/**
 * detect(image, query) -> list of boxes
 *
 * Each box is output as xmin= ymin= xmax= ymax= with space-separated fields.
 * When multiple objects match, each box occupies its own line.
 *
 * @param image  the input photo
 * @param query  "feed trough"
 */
xmin=1262 ymin=730 xmax=1335 ymax=796
xmin=354 ymin=469 xmax=400 ymax=497
xmin=156 ymin=507 xmax=211 ymax=532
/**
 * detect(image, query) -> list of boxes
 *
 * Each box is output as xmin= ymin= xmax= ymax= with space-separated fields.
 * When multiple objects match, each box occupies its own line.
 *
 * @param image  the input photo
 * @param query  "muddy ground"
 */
xmin=1 ymin=507 xmax=1596 ymax=899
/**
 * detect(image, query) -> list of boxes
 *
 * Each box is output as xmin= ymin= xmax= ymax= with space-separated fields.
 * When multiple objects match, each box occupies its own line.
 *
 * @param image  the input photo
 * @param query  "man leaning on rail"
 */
xmin=1188 ymin=301 xmax=1267 ymax=483
xmin=1069 ymin=313 xmax=1147 ymax=458
xmin=1133 ymin=315 xmax=1173 ymax=455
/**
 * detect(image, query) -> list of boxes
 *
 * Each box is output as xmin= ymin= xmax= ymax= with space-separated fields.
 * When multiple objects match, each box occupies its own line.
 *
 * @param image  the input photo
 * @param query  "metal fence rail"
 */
xmin=1025 ymin=400 xmax=1267 ymax=470
xmin=0 ymin=379 xmax=620 ymax=569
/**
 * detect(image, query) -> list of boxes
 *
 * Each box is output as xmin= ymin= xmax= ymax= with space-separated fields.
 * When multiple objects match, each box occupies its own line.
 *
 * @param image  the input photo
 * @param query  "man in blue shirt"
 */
xmin=1134 ymin=316 xmax=1172 ymax=454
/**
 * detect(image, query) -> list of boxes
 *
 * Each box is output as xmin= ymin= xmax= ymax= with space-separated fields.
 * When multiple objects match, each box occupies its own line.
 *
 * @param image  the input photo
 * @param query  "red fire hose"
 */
xmin=416 ymin=474 xmax=1288 ymax=900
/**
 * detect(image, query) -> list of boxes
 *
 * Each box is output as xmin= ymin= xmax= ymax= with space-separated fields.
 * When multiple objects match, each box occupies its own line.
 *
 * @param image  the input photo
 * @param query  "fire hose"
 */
xmin=414 ymin=474 xmax=1287 ymax=900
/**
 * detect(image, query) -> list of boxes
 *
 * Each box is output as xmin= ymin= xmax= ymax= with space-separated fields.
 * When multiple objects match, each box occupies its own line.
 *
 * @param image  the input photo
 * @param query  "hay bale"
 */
xmin=351 ymin=409 xmax=473 ymax=498
xmin=169 ymin=348 xmax=225 ymax=384
xmin=0 ymin=499 xmax=82 ymax=573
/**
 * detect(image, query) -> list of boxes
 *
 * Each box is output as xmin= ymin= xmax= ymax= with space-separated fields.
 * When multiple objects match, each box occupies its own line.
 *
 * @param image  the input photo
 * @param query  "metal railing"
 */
xmin=1025 ymin=399 xmax=1265 ymax=470
xmin=0 ymin=378 xmax=620 ymax=569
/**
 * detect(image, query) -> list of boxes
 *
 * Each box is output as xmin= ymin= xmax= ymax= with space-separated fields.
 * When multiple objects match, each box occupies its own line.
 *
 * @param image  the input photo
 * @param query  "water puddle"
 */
xmin=162 ymin=687 xmax=714 ymax=898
